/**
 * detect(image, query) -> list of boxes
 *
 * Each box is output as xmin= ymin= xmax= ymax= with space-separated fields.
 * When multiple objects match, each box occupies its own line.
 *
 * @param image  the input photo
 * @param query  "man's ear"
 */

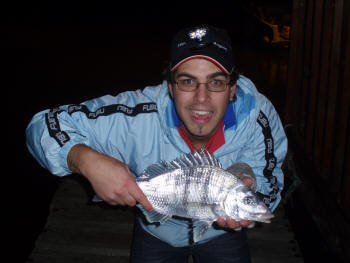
xmin=229 ymin=84 xmax=237 ymax=102
xmin=168 ymin=82 xmax=174 ymax=98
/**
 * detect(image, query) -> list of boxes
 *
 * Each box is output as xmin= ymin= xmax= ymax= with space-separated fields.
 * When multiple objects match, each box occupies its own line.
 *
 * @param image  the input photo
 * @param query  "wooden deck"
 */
xmin=27 ymin=175 xmax=304 ymax=263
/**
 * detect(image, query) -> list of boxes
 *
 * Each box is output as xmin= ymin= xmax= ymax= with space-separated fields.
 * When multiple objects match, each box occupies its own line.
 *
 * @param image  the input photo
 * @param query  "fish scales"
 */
xmin=92 ymin=151 xmax=274 ymax=243
xmin=136 ymin=151 xmax=273 ymax=223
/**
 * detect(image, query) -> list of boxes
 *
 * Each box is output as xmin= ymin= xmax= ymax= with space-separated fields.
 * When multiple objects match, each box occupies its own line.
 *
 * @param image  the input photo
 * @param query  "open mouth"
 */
xmin=189 ymin=110 xmax=213 ymax=123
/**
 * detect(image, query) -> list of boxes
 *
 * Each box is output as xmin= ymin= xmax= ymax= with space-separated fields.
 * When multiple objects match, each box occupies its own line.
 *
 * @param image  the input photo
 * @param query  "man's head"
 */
xmin=167 ymin=25 xmax=238 ymax=147
xmin=170 ymin=25 xmax=235 ymax=75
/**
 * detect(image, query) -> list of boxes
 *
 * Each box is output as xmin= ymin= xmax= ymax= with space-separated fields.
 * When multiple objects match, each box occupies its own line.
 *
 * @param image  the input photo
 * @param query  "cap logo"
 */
xmin=188 ymin=28 xmax=207 ymax=41
xmin=177 ymin=42 xmax=186 ymax=48
xmin=213 ymin=41 xmax=228 ymax=52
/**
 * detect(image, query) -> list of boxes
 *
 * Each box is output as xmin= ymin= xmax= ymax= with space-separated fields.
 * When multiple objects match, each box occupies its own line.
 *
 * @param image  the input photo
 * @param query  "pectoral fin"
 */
xmin=136 ymin=204 xmax=171 ymax=224
xmin=212 ymin=203 xmax=227 ymax=218
xmin=193 ymin=221 xmax=213 ymax=243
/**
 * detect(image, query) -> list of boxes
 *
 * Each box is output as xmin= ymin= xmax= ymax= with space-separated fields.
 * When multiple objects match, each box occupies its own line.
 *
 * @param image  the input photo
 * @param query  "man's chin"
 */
xmin=187 ymin=125 xmax=216 ymax=139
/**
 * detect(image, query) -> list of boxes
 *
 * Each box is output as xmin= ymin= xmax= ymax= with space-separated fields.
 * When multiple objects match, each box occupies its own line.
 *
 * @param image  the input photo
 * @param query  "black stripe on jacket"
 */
xmin=256 ymin=110 xmax=279 ymax=207
xmin=46 ymin=102 xmax=157 ymax=146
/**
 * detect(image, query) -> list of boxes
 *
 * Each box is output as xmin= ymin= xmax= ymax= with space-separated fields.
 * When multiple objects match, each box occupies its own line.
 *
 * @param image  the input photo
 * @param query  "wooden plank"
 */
xmin=285 ymin=0 xmax=307 ymax=128
xmin=322 ymin=0 xmax=345 ymax=187
xmin=298 ymin=0 xmax=315 ymax=144
xmin=249 ymin=239 xmax=303 ymax=263
xmin=293 ymin=177 xmax=350 ymax=263
xmin=29 ymin=248 xmax=130 ymax=263
xmin=304 ymin=0 xmax=325 ymax=157
xmin=340 ymin=130 xmax=350 ymax=219
xmin=27 ymin=175 xmax=304 ymax=263
xmin=312 ymin=0 xmax=334 ymax=174
xmin=335 ymin=0 xmax=350 ymax=214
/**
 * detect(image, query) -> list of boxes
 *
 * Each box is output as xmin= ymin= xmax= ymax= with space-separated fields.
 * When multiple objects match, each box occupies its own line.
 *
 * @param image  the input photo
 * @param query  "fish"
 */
xmin=135 ymin=150 xmax=274 ymax=242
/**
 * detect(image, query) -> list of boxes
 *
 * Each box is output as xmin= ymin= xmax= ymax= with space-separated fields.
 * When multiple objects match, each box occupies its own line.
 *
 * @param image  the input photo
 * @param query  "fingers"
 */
xmin=83 ymin=153 xmax=151 ymax=209
xmin=104 ymin=189 xmax=138 ymax=207
xmin=103 ymin=177 xmax=153 ymax=211
xmin=216 ymin=217 xmax=254 ymax=231
xmin=216 ymin=217 xmax=227 ymax=228
xmin=225 ymin=217 xmax=242 ymax=230
xmin=122 ymin=166 xmax=153 ymax=211
xmin=216 ymin=217 xmax=241 ymax=229
xmin=242 ymin=177 xmax=254 ymax=188
xmin=239 ymin=220 xmax=252 ymax=228
xmin=128 ymin=183 xmax=153 ymax=212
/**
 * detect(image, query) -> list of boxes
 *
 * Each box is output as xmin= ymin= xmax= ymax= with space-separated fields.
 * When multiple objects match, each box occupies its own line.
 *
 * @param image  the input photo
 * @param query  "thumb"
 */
xmin=242 ymin=177 xmax=254 ymax=188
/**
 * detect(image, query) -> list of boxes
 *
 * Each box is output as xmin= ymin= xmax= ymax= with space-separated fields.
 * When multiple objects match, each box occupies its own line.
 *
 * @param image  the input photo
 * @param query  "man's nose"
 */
xmin=194 ymin=83 xmax=210 ymax=102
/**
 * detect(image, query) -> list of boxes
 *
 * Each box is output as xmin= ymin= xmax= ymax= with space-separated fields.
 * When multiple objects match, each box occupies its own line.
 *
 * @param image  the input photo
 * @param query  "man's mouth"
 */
xmin=189 ymin=110 xmax=213 ymax=123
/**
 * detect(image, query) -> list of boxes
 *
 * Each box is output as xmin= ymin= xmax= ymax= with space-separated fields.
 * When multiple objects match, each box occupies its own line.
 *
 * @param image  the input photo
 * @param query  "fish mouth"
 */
xmin=256 ymin=212 xmax=274 ymax=223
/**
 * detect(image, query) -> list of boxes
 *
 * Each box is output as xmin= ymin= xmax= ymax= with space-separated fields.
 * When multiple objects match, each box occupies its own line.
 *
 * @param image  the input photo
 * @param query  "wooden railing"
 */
xmin=285 ymin=0 xmax=349 ymax=261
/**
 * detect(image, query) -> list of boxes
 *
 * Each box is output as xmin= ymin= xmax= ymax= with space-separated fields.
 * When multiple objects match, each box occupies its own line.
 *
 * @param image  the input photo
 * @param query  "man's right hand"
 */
xmin=67 ymin=144 xmax=153 ymax=211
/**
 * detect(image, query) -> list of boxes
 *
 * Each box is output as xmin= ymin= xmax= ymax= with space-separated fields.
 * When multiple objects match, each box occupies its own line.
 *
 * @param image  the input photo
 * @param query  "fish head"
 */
xmin=223 ymin=184 xmax=274 ymax=223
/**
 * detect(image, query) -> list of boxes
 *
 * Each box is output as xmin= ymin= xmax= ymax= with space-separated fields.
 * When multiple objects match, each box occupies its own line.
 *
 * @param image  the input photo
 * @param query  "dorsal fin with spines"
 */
xmin=137 ymin=150 xmax=222 ymax=180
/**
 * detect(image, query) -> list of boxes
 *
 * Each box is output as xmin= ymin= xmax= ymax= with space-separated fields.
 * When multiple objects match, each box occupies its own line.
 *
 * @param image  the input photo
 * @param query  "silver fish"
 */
xmin=136 ymin=150 xmax=274 ymax=241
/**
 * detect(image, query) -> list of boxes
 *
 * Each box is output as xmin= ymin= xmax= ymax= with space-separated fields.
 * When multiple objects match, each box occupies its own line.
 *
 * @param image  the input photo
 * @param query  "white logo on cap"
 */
xmin=189 ymin=28 xmax=207 ymax=41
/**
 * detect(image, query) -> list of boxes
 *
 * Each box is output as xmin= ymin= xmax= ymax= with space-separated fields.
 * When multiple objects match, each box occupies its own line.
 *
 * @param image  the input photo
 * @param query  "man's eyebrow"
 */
xmin=207 ymin=72 xmax=228 ymax=79
xmin=175 ymin=72 xmax=228 ymax=79
xmin=175 ymin=72 xmax=196 ymax=79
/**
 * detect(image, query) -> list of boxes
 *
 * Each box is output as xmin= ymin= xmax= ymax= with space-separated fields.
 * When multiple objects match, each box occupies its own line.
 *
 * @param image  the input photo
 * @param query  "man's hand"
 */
xmin=67 ymin=144 xmax=153 ymax=211
xmin=216 ymin=218 xmax=254 ymax=230
xmin=215 ymin=177 xmax=255 ymax=230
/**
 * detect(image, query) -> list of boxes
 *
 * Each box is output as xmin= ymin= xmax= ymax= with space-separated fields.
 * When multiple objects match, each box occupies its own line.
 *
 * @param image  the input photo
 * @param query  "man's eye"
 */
xmin=210 ymin=79 xmax=224 ymax=86
xmin=181 ymin=79 xmax=194 ymax=85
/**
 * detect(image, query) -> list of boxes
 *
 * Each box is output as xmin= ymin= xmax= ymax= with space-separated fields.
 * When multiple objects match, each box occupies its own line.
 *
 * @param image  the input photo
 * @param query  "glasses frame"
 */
xmin=174 ymin=79 xmax=230 ymax=92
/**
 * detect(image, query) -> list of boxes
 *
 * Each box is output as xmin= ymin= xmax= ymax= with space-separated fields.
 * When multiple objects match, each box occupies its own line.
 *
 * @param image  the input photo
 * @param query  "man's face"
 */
xmin=168 ymin=59 xmax=236 ymax=145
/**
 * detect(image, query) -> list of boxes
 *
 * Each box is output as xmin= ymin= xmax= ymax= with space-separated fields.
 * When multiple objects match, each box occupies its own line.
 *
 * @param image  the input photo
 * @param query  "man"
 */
xmin=26 ymin=25 xmax=287 ymax=262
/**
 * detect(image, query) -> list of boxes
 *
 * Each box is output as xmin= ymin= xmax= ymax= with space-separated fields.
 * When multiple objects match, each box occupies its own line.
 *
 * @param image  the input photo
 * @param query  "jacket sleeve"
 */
xmin=249 ymin=96 xmax=288 ymax=211
xmin=26 ymin=107 xmax=84 ymax=176
xmin=25 ymin=91 xmax=157 ymax=177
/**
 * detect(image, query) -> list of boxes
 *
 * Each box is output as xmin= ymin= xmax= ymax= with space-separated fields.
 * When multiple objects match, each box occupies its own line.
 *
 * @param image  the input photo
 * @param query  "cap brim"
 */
xmin=171 ymin=55 xmax=230 ymax=75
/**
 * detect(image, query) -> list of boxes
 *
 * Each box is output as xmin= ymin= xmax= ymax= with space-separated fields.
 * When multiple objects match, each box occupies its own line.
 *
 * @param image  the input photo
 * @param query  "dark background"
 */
xmin=7 ymin=0 xmax=292 ymax=261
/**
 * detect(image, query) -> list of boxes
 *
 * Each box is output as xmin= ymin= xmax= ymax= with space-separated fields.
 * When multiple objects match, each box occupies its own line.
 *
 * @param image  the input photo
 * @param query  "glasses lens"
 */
xmin=207 ymin=79 xmax=227 ymax=92
xmin=177 ymin=79 xmax=197 ymax=91
xmin=176 ymin=79 xmax=227 ymax=92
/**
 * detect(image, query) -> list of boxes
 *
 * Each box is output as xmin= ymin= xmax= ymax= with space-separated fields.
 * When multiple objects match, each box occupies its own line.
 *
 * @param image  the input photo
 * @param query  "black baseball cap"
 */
xmin=170 ymin=25 xmax=234 ymax=75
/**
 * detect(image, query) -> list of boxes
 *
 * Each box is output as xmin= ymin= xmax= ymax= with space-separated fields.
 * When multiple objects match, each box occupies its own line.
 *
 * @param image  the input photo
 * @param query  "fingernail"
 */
xmin=234 ymin=227 xmax=242 ymax=231
xmin=247 ymin=222 xmax=256 ymax=228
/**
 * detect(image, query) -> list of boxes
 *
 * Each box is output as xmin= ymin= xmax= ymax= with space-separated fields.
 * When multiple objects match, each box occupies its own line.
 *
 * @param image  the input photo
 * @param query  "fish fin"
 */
xmin=193 ymin=221 xmax=213 ymax=243
xmin=175 ymin=150 xmax=222 ymax=169
xmin=137 ymin=162 xmax=175 ymax=181
xmin=212 ymin=203 xmax=227 ymax=218
xmin=136 ymin=204 xmax=171 ymax=224
xmin=137 ymin=151 xmax=222 ymax=180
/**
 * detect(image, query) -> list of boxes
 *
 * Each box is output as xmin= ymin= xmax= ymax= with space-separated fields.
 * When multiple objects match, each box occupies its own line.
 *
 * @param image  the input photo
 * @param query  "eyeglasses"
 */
xmin=175 ymin=79 xmax=229 ymax=92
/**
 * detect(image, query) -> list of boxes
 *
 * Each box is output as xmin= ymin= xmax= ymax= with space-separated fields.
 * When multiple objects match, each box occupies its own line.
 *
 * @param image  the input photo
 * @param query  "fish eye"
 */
xmin=243 ymin=196 xmax=255 ymax=205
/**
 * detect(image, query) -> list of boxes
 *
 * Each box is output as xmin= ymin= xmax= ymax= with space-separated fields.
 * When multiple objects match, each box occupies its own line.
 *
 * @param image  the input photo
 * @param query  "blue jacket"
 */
xmin=26 ymin=75 xmax=287 ymax=247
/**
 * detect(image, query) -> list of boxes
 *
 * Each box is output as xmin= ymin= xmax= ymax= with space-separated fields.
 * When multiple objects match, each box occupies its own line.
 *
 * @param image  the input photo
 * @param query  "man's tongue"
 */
xmin=190 ymin=110 xmax=213 ymax=123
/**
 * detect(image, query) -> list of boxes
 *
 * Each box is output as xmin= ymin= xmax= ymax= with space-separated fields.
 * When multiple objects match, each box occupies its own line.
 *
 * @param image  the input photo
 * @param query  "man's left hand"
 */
xmin=216 ymin=218 xmax=254 ymax=230
xmin=215 ymin=176 xmax=256 ymax=230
